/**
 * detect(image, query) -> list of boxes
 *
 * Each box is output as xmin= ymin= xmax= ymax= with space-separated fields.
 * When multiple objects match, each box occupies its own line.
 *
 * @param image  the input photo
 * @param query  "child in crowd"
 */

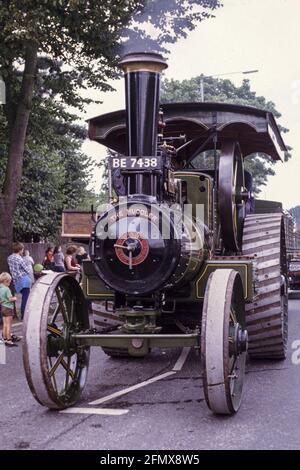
xmin=53 ymin=246 xmax=65 ymax=272
xmin=23 ymin=249 xmax=35 ymax=285
xmin=0 ymin=272 xmax=20 ymax=347
xmin=76 ymin=246 xmax=89 ymax=266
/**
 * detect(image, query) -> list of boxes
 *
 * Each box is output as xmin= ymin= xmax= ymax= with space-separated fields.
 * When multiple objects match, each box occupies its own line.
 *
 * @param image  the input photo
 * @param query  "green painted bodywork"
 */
xmin=82 ymin=259 xmax=253 ymax=303
xmin=79 ymin=169 xmax=254 ymax=355
xmin=73 ymin=333 xmax=200 ymax=356
xmin=174 ymin=171 xmax=214 ymax=231
xmin=82 ymin=261 xmax=114 ymax=300
xmin=193 ymin=259 xmax=253 ymax=301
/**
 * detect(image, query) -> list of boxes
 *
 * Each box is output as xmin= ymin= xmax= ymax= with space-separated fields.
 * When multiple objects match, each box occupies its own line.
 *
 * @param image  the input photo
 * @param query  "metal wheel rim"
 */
xmin=23 ymin=273 xmax=90 ymax=409
xmin=218 ymin=141 xmax=246 ymax=252
xmin=201 ymin=269 xmax=247 ymax=415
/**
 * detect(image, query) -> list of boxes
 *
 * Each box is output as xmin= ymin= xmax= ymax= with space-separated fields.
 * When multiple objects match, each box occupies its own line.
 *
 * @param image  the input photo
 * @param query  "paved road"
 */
xmin=1 ymin=298 xmax=300 ymax=451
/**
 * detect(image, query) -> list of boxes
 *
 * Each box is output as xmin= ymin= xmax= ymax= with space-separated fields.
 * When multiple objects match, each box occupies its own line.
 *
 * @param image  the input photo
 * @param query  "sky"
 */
xmin=82 ymin=0 xmax=300 ymax=209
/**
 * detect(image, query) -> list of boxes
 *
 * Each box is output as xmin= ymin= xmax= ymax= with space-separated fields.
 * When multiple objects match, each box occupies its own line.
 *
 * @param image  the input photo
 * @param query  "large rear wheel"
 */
xmin=242 ymin=213 xmax=288 ymax=359
xmin=201 ymin=269 xmax=248 ymax=415
xmin=23 ymin=273 xmax=90 ymax=409
xmin=218 ymin=141 xmax=247 ymax=252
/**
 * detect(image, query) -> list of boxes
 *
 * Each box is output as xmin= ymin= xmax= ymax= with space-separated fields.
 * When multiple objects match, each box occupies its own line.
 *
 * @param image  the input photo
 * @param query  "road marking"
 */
xmin=60 ymin=407 xmax=128 ymax=416
xmin=89 ymin=348 xmax=191 ymax=407
xmin=89 ymin=371 xmax=176 ymax=406
xmin=61 ymin=348 xmax=191 ymax=415
xmin=12 ymin=322 xmax=23 ymax=328
xmin=172 ymin=347 xmax=191 ymax=371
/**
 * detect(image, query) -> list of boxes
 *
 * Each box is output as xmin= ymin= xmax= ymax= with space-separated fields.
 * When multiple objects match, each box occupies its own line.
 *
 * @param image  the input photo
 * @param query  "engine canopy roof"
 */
xmin=88 ymin=102 xmax=287 ymax=162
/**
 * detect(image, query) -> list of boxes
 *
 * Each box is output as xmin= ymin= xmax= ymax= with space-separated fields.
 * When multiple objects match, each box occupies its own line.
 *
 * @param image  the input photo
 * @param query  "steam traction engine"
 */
xmin=23 ymin=53 xmax=288 ymax=415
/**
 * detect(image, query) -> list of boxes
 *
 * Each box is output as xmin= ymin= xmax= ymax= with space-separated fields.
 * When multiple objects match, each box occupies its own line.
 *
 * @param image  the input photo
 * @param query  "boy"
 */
xmin=0 ymin=272 xmax=20 ymax=347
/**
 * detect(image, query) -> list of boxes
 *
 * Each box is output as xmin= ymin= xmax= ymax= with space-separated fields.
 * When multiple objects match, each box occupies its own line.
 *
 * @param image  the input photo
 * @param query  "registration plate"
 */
xmin=109 ymin=156 xmax=161 ymax=170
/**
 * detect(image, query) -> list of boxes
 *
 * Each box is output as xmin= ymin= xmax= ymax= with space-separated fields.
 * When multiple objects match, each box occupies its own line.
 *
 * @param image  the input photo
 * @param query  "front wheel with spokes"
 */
xmin=23 ymin=273 xmax=90 ymax=409
xmin=201 ymin=269 xmax=248 ymax=415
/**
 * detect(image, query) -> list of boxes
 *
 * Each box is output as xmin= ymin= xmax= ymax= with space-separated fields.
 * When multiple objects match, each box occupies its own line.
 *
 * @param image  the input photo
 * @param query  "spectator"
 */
xmin=7 ymin=242 xmax=31 ymax=320
xmin=53 ymin=246 xmax=65 ymax=272
xmin=23 ymin=249 xmax=35 ymax=285
xmin=43 ymin=246 xmax=55 ymax=270
xmin=76 ymin=246 xmax=89 ymax=266
xmin=0 ymin=272 xmax=20 ymax=346
xmin=64 ymin=245 xmax=80 ymax=272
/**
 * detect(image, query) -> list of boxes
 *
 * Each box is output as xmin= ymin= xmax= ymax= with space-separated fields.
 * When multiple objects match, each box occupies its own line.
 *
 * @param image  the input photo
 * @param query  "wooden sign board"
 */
xmin=62 ymin=211 xmax=95 ymax=238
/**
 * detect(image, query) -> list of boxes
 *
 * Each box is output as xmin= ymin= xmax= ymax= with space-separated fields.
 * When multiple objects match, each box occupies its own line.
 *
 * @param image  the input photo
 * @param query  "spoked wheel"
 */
xmin=201 ymin=269 xmax=248 ymax=415
xmin=218 ymin=141 xmax=248 ymax=252
xmin=23 ymin=273 xmax=90 ymax=409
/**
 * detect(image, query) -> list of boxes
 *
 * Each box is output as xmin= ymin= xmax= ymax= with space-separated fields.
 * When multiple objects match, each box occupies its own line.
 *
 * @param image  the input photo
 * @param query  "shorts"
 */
xmin=1 ymin=307 xmax=14 ymax=317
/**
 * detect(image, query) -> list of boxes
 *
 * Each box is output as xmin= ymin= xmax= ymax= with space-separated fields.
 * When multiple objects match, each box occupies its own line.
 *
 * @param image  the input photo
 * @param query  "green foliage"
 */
xmin=0 ymin=57 xmax=93 ymax=241
xmin=161 ymin=76 xmax=291 ymax=194
xmin=0 ymin=0 xmax=223 ymax=244
xmin=0 ymin=1 xmax=139 ymax=100
xmin=121 ymin=1 xmax=222 ymax=53
xmin=0 ymin=125 xmax=93 ymax=241
xmin=0 ymin=1 xmax=223 ymax=112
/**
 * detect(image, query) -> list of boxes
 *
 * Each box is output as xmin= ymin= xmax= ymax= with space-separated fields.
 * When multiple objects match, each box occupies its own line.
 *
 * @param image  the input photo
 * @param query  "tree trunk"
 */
xmin=0 ymin=42 xmax=38 ymax=272
xmin=0 ymin=196 xmax=12 ymax=271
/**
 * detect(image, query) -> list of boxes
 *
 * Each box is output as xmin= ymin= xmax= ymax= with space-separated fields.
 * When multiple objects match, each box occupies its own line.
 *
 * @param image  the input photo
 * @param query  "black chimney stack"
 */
xmin=119 ymin=52 xmax=168 ymax=157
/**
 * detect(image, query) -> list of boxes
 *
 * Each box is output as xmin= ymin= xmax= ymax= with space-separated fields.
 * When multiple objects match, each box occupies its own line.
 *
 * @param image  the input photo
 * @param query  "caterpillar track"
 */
xmin=242 ymin=213 xmax=288 ymax=359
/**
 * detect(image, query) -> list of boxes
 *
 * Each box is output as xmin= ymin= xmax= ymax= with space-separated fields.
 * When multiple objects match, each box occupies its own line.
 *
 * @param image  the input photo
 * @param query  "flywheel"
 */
xmin=218 ymin=140 xmax=248 ymax=252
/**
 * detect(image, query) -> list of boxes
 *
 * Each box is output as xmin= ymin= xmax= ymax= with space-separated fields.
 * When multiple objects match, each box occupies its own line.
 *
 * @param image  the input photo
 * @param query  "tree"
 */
xmin=0 ymin=0 xmax=222 ymax=270
xmin=0 ymin=57 xmax=94 ymax=243
xmin=161 ymin=76 xmax=291 ymax=194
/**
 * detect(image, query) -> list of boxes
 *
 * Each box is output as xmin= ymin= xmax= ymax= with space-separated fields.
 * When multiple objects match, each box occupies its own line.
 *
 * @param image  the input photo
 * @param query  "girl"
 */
xmin=0 ymin=272 xmax=20 ymax=347
xmin=64 ymin=245 xmax=80 ymax=272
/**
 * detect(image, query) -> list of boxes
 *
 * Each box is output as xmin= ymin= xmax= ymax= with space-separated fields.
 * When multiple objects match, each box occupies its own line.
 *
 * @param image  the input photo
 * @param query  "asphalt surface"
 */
xmin=1 ymin=298 xmax=300 ymax=451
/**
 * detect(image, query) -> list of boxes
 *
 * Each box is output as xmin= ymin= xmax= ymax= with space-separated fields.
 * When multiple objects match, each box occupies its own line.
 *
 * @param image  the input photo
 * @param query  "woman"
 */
xmin=53 ymin=246 xmax=65 ymax=272
xmin=7 ymin=242 xmax=31 ymax=320
xmin=64 ymin=245 xmax=80 ymax=272
xmin=43 ymin=246 xmax=55 ymax=270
